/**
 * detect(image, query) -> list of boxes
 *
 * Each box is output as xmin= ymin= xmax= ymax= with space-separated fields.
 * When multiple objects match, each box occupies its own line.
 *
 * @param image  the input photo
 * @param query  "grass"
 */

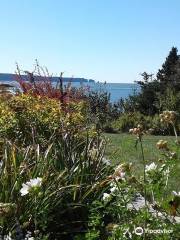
xmin=105 ymin=133 xmax=180 ymax=189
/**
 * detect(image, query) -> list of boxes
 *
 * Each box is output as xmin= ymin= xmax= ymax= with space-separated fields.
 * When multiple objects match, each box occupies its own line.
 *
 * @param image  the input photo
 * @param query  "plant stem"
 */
xmin=165 ymin=166 xmax=170 ymax=188
xmin=139 ymin=136 xmax=147 ymax=208
xmin=34 ymin=195 xmax=37 ymax=231
xmin=172 ymin=124 xmax=178 ymax=140
xmin=139 ymin=135 xmax=147 ymax=240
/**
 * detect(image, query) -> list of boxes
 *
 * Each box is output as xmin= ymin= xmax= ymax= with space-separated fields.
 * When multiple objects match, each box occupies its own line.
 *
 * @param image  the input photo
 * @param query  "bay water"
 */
xmin=0 ymin=79 xmax=139 ymax=102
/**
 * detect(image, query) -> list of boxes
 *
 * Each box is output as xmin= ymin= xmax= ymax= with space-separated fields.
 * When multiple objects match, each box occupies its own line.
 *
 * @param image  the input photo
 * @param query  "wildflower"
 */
xmin=129 ymin=124 xmax=144 ymax=137
xmin=160 ymin=111 xmax=176 ymax=124
xmin=102 ymin=193 xmax=111 ymax=202
xmin=129 ymin=128 xmax=140 ymax=135
xmin=110 ymin=185 xmax=118 ymax=194
xmin=156 ymin=140 xmax=168 ymax=150
xmin=109 ymin=182 xmax=119 ymax=193
xmin=113 ymin=164 xmax=126 ymax=180
xmin=129 ymin=128 xmax=134 ymax=134
xmin=145 ymin=162 xmax=157 ymax=172
xmin=20 ymin=177 xmax=42 ymax=196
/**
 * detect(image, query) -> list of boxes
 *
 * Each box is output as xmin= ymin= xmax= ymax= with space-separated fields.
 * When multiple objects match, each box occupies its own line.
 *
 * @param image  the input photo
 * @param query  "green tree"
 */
xmin=123 ymin=47 xmax=180 ymax=115
xmin=157 ymin=47 xmax=180 ymax=91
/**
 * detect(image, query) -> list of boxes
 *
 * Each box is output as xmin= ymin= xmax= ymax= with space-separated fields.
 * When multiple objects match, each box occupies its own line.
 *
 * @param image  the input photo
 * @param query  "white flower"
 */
xmin=172 ymin=191 xmax=180 ymax=196
xmin=20 ymin=183 xmax=30 ymax=196
xmin=145 ymin=162 xmax=157 ymax=172
xmin=102 ymin=193 xmax=111 ymax=202
xmin=110 ymin=186 xmax=118 ymax=194
xmin=20 ymin=177 xmax=42 ymax=196
xmin=28 ymin=177 xmax=42 ymax=187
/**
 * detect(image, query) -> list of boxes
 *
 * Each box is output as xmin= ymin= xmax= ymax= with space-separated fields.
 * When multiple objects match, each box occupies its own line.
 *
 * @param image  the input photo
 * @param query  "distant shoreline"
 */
xmin=0 ymin=73 xmax=139 ymax=102
xmin=0 ymin=73 xmax=95 ymax=83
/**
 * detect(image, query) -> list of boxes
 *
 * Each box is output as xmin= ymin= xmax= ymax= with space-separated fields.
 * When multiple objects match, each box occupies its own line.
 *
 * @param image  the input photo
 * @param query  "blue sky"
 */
xmin=0 ymin=0 xmax=180 ymax=83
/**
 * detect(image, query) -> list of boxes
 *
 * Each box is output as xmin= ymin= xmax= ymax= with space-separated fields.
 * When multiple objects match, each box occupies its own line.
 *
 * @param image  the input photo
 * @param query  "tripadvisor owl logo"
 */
xmin=134 ymin=226 xmax=144 ymax=235
xmin=123 ymin=226 xmax=173 ymax=238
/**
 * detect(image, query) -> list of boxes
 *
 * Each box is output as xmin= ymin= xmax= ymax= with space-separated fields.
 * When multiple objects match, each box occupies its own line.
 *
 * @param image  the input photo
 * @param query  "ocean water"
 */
xmin=95 ymin=82 xmax=139 ymax=102
xmin=66 ymin=82 xmax=139 ymax=102
xmin=0 ymin=79 xmax=139 ymax=103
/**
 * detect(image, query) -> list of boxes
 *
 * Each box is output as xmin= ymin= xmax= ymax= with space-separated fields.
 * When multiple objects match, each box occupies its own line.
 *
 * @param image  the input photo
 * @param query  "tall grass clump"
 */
xmin=0 ymin=136 xmax=112 ymax=239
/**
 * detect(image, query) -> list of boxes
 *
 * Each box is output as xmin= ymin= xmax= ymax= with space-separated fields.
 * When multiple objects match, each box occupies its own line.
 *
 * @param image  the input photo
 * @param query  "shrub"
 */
xmin=0 ymin=99 xmax=17 ymax=137
xmin=15 ymin=62 xmax=85 ymax=104
xmin=0 ymin=94 xmax=88 ymax=147
xmin=86 ymin=86 xmax=122 ymax=131
xmin=112 ymin=112 xmax=148 ymax=133
xmin=112 ymin=112 xmax=179 ymax=135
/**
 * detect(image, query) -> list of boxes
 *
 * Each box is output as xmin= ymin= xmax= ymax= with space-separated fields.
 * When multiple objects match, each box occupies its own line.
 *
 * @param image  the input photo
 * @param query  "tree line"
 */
xmin=121 ymin=47 xmax=180 ymax=115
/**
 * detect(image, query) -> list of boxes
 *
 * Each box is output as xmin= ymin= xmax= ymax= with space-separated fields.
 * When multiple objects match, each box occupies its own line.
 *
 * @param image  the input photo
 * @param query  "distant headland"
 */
xmin=0 ymin=73 xmax=95 ymax=83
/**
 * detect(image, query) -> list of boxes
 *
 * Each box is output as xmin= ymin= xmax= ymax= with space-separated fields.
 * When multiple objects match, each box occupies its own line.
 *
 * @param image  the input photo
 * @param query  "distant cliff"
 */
xmin=0 ymin=73 xmax=95 ymax=83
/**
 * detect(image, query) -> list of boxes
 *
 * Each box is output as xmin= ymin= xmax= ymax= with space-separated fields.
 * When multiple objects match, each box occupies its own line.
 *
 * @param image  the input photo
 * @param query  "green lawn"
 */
xmin=105 ymin=133 xmax=180 ymax=186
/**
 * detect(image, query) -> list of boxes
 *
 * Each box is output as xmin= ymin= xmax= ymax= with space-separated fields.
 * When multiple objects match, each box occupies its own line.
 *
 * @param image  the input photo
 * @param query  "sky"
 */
xmin=0 ymin=0 xmax=180 ymax=83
